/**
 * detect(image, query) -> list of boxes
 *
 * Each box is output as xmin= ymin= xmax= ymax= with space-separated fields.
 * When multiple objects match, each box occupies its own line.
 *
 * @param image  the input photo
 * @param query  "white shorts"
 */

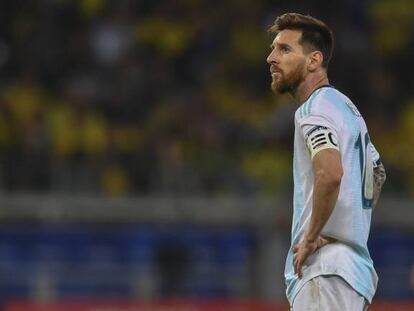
xmin=291 ymin=275 xmax=369 ymax=311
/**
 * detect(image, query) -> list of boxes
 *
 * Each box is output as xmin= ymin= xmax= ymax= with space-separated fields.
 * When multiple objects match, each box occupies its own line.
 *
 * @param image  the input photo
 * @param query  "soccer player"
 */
xmin=266 ymin=13 xmax=386 ymax=310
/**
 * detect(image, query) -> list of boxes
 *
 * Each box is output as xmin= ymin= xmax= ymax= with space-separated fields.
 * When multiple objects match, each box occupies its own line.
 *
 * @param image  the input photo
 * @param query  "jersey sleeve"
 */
xmin=298 ymin=113 xmax=340 ymax=160
xmin=369 ymin=141 xmax=381 ymax=167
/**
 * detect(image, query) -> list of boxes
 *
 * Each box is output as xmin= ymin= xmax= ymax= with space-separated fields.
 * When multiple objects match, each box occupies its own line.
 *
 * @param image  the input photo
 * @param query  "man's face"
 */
xmin=266 ymin=29 xmax=308 ymax=94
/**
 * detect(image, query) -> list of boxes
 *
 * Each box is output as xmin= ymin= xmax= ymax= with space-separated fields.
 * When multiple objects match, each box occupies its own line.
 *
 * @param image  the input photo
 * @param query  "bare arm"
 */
xmin=372 ymin=162 xmax=386 ymax=210
xmin=293 ymin=148 xmax=342 ymax=277
xmin=305 ymin=148 xmax=343 ymax=242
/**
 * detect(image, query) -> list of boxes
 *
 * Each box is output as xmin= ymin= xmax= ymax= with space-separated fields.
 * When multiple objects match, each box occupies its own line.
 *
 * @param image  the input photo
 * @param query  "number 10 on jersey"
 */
xmin=355 ymin=132 xmax=373 ymax=209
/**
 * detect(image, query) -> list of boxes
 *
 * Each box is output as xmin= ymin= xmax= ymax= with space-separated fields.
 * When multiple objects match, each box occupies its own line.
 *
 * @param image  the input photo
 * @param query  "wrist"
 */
xmin=304 ymin=233 xmax=318 ymax=244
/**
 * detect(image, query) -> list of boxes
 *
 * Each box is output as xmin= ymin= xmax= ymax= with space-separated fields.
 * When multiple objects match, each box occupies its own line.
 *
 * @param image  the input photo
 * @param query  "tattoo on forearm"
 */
xmin=374 ymin=163 xmax=386 ymax=191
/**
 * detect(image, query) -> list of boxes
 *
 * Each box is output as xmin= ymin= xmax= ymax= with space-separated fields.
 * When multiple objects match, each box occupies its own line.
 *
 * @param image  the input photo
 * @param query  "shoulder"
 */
xmin=296 ymin=86 xmax=354 ymax=122
xmin=310 ymin=86 xmax=349 ymax=115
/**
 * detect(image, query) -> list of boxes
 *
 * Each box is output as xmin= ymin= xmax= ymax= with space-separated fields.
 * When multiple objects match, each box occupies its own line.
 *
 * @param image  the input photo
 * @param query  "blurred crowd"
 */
xmin=0 ymin=0 xmax=413 ymax=197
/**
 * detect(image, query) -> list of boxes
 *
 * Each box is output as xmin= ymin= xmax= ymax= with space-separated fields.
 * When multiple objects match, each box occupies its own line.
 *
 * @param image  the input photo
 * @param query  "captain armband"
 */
xmin=305 ymin=126 xmax=339 ymax=159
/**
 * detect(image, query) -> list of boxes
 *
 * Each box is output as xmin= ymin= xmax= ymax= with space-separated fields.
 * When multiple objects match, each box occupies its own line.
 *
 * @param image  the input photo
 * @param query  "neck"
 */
xmin=291 ymin=71 xmax=330 ymax=104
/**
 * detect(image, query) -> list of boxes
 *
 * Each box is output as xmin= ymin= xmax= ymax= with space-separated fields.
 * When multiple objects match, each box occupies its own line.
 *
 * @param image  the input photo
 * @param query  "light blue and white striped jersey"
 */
xmin=285 ymin=85 xmax=379 ymax=305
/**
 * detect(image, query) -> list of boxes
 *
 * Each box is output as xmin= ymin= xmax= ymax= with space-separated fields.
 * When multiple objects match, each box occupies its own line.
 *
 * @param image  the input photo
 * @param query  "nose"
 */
xmin=267 ymin=49 xmax=278 ymax=65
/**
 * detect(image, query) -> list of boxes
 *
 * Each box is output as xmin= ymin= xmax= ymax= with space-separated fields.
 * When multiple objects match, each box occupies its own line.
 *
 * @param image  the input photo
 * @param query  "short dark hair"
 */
xmin=268 ymin=13 xmax=334 ymax=68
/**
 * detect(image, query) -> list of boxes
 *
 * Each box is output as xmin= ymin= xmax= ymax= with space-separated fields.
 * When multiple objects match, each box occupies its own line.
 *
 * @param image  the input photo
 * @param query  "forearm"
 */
xmin=373 ymin=163 xmax=386 ymax=210
xmin=305 ymin=173 xmax=341 ymax=242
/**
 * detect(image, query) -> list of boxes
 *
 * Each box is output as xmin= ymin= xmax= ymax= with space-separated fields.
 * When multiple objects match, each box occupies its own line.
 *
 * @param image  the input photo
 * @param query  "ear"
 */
xmin=308 ymin=51 xmax=323 ymax=72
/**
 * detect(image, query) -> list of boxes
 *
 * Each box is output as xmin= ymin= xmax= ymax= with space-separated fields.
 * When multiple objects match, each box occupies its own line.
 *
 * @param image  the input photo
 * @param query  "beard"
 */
xmin=271 ymin=61 xmax=306 ymax=94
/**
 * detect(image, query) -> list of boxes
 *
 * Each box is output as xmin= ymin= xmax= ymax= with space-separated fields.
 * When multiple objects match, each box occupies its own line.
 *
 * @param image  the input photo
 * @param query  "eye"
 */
xmin=281 ymin=46 xmax=290 ymax=53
